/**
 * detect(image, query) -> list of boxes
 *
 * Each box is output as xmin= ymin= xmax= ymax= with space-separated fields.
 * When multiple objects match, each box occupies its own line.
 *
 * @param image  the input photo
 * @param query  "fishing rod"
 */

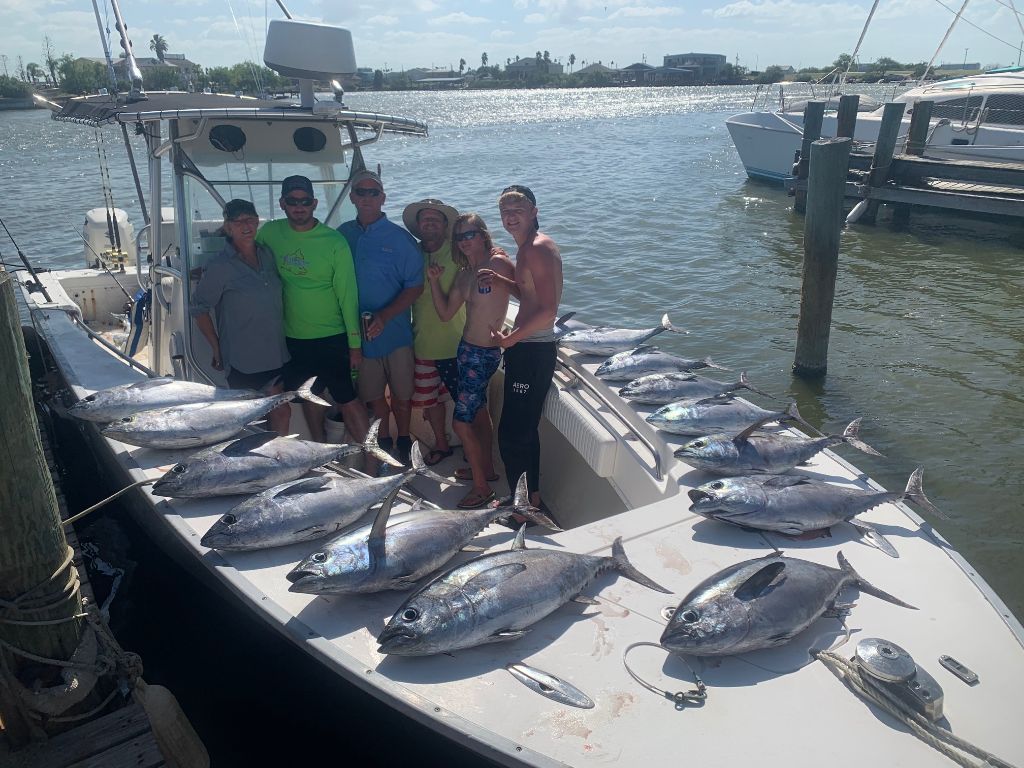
xmin=0 ymin=215 xmax=52 ymax=303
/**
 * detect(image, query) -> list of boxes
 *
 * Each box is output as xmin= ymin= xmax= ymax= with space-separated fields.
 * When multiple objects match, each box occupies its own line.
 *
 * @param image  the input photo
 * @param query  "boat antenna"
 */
xmin=918 ymin=0 xmax=972 ymax=85
xmin=0 ymin=217 xmax=53 ymax=303
xmin=90 ymin=0 xmax=119 ymax=92
xmin=836 ymin=0 xmax=881 ymax=95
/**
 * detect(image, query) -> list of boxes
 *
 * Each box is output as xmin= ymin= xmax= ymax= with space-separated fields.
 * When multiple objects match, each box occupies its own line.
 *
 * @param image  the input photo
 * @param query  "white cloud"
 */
xmin=429 ymin=11 xmax=489 ymax=25
xmin=525 ymin=13 xmax=546 ymax=23
xmin=490 ymin=29 xmax=516 ymax=39
xmin=609 ymin=5 xmax=681 ymax=18
xmin=707 ymin=0 xmax=849 ymax=20
xmin=367 ymin=15 xmax=400 ymax=25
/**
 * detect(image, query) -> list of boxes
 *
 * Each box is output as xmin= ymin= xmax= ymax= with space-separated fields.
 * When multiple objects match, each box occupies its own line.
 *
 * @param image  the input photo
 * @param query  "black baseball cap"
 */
xmin=281 ymin=175 xmax=314 ymax=198
xmin=500 ymin=184 xmax=536 ymax=204
xmin=223 ymin=199 xmax=258 ymax=220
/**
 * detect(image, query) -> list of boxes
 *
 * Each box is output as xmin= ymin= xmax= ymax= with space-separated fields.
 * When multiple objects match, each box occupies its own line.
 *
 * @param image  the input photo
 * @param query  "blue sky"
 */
xmin=1 ymin=0 xmax=1023 ymax=75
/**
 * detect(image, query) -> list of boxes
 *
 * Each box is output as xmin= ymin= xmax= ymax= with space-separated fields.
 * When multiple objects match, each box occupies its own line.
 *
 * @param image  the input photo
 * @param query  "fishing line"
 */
xmin=621 ymin=642 xmax=707 ymax=708
xmin=62 ymin=478 xmax=156 ymax=527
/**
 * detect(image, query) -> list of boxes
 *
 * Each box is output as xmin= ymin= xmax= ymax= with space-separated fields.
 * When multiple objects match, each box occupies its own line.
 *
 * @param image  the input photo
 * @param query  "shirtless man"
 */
xmin=487 ymin=185 xmax=563 ymax=511
xmin=427 ymin=213 xmax=515 ymax=509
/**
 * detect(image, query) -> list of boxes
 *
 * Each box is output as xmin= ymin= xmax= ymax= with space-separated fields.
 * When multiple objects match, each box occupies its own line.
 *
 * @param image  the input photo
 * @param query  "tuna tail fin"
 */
xmin=840 ymin=418 xmax=885 ymax=457
xmin=782 ymin=402 xmax=824 ymax=436
xmin=497 ymin=474 xmax=562 ymax=530
xmin=363 ymin=419 xmax=404 ymax=468
xmin=295 ymin=376 xmax=332 ymax=408
xmin=902 ymin=467 xmax=949 ymax=520
xmin=661 ymin=313 xmax=688 ymax=335
xmin=610 ymin=537 xmax=672 ymax=594
xmin=837 ymin=551 xmax=916 ymax=609
xmin=736 ymin=371 xmax=778 ymax=400
xmin=409 ymin=442 xmax=465 ymax=485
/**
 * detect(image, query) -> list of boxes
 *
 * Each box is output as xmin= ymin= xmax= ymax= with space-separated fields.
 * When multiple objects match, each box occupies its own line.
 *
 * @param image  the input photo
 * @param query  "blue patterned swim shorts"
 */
xmin=454 ymin=339 xmax=502 ymax=423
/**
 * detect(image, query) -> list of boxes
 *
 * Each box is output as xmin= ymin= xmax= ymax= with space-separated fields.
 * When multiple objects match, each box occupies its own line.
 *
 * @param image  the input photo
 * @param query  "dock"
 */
xmin=792 ymin=97 xmax=1024 ymax=223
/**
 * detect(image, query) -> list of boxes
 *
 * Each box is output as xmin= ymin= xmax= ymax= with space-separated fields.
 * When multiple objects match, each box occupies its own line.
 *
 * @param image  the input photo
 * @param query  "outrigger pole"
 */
xmin=92 ymin=0 xmax=150 ymax=224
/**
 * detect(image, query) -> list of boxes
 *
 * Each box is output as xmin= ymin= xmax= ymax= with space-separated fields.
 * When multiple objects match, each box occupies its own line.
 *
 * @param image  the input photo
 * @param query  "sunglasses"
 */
xmin=353 ymin=187 xmax=382 ymax=197
xmin=454 ymin=229 xmax=481 ymax=242
xmin=283 ymin=197 xmax=314 ymax=207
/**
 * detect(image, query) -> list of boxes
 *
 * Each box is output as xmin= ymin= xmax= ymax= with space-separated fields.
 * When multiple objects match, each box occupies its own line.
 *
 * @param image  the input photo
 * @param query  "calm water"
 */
xmin=3 ymin=85 xmax=1023 ymax=761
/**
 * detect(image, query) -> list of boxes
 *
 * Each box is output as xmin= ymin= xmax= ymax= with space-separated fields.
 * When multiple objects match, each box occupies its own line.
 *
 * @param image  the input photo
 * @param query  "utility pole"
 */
xmin=963 ymin=47 xmax=969 ymax=70
xmin=1 ymin=54 xmax=8 ymax=77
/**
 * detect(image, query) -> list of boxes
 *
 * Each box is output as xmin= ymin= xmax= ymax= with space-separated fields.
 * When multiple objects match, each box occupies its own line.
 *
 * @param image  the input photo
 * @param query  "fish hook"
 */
xmin=622 ymin=641 xmax=707 ymax=710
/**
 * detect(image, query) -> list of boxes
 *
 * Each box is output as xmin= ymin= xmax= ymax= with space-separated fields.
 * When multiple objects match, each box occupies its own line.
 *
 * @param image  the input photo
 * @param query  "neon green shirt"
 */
xmin=411 ymin=241 xmax=466 ymax=360
xmin=256 ymin=219 xmax=360 ymax=348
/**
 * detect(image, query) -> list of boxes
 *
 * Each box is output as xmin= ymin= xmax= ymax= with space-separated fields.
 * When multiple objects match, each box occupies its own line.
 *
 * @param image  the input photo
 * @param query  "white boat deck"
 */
xmin=26 ymin=280 xmax=1024 ymax=767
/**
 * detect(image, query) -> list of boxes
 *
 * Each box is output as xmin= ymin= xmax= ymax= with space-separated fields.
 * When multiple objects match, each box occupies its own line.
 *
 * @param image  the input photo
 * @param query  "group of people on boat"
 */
xmin=191 ymin=173 xmax=563 ymax=512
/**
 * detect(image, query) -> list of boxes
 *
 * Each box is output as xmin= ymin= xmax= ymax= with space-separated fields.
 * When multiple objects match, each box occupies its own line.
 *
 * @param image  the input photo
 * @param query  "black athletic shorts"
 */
xmin=284 ymin=334 xmax=357 ymax=405
xmin=226 ymin=367 xmax=284 ymax=392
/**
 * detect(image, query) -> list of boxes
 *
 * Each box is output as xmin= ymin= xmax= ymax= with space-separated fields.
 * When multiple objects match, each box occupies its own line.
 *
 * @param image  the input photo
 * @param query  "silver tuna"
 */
xmin=647 ymin=399 xmax=815 ymax=437
xmin=151 ymin=420 xmax=400 ymax=498
xmin=687 ymin=469 xmax=945 ymax=558
xmin=559 ymin=314 xmax=686 ymax=356
xmin=101 ymin=377 xmax=330 ymax=449
xmin=201 ymin=443 xmax=455 ymax=551
xmin=619 ymin=371 xmax=772 ymax=406
xmin=376 ymin=528 xmax=670 ymax=656
xmin=70 ymin=377 xmax=262 ymax=423
xmin=595 ymin=345 xmax=729 ymax=382
xmin=286 ymin=474 xmax=559 ymax=594
xmin=674 ymin=416 xmax=883 ymax=476
xmin=660 ymin=551 xmax=915 ymax=656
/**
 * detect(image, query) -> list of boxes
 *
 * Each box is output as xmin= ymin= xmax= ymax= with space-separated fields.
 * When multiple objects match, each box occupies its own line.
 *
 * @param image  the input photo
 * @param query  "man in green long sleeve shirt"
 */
xmin=256 ymin=175 xmax=370 ymax=443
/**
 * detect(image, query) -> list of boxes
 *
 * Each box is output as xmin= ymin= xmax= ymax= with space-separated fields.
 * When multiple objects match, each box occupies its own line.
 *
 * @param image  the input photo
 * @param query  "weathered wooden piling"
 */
xmin=0 ymin=269 xmax=84 ymax=745
xmin=892 ymin=100 xmax=935 ymax=226
xmin=836 ymin=94 xmax=860 ymax=138
xmin=794 ymin=137 xmax=852 ymax=378
xmin=794 ymin=101 xmax=825 ymax=214
xmin=858 ymin=102 xmax=907 ymax=225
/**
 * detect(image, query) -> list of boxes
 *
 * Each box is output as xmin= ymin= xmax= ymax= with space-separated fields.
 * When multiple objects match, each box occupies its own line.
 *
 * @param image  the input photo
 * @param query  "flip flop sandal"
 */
xmin=457 ymin=490 xmax=496 ymax=509
xmin=423 ymin=447 xmax=454 ymax=466
xmin=454 ymin=467 xmax=499 ymax=482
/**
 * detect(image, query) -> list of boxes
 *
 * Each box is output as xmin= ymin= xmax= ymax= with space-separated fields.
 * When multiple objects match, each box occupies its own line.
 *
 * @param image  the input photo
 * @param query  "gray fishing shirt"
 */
xmin=190 ymin=241 xmax=289 ymax=374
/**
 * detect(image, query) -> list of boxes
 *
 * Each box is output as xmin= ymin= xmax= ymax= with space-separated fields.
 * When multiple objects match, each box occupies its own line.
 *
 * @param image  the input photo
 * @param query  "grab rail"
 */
xmin=553 ymin=353 xmax=666 ymax=481
xmin=151 ymin=264 xmax=181 ymax=314
xmin=51 ymin=306 xmax=158 ymax=378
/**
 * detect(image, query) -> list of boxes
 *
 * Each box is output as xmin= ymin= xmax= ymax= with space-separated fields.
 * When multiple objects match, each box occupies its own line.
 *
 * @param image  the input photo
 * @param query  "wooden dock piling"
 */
xmin=0 ymin=269 xmax=84 ymax=746
xmin=794 ymin=101 xmax=825 ymax=214
xmin=836 ymin=94 xmax=860 ymax=138
xmin=858 ymin=102 xmax=907 ymax=225
xmin=794 ymin=137 xmax=852 ymax=378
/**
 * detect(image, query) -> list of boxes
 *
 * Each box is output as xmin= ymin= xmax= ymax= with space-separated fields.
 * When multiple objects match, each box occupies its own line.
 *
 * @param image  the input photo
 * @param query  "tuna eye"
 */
xmin=84 ymin=395 xmax=96 ymax=402
xmin=691 ymin=440 xmax=706 ymax=448
xmin=680 ymin=610 xmax=699 ymax=623
xmin=311 ymin=552 xmax=327 ymax=563
xmin=221 ymin=514 xmax=237 ymax=526
xmin=171 ymin=464 xmax=186 ymax=474
xmin=710 ymin=481 xmax=724 ymax=489
xmin=401 ymin=608 xmax=419 ymax=622
xmin=121 ymin=417 xmax=132 ymax=423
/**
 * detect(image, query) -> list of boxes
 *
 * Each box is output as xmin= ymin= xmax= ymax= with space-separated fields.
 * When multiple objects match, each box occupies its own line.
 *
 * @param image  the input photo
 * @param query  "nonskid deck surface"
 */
xmin=32 ymin=296 xmax=1024 ymax=767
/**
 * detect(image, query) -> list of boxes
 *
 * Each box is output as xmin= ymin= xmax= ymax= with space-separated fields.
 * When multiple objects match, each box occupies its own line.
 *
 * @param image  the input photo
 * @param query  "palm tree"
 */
xmin=459 ymin=58 xmax=466 ymax=75
xmin=25 ymin=62 xmax=42 ymax=83
xmin=569 ymin=53 xmax=576 ymax=73
xmin=149 ymin=34 xmax=168 ymax=63
xmin=481 ymin=52 xmax=488 ymax=69
xmin=543 ymin=50 xmax=550 ymax=62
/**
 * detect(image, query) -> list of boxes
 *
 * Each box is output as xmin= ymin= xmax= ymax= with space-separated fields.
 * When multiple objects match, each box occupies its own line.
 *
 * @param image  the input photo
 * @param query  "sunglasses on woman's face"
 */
xmin=353 ymin=187 xmax=382 ymax=197
xmin=283 ymin=197 xmax=314 ymax=207
xmin=454 ymin=229 xmax=481 ymax=242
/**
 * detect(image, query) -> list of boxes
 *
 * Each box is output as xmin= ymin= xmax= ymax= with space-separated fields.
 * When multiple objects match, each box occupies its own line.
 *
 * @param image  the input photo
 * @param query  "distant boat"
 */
xmin=727 ymin=71 xmax=1024 ymax=183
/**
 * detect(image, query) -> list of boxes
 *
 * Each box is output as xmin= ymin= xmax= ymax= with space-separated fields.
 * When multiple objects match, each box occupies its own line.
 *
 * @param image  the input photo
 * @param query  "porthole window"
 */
xmin=209 ymin=124 xmax=247 ymax=153
xmin=293 ymin=126 xmax=327 ymax=153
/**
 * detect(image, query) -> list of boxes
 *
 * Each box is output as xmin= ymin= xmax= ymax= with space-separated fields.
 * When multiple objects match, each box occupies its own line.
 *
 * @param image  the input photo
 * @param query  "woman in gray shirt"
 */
xmin=192 ymin=199 xmax=290 ymax=434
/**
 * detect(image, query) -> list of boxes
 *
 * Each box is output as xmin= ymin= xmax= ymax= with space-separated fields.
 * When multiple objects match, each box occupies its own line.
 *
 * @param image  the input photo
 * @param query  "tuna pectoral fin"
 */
xmin=849 ymin=520 xmax=899 ymax=559
xmin=838 ymin=551 xmax=916 ymax=609
xmin=571 ymin=595 xmax=599 ymax=605
xmin=369 ymin=487 xmax=401 ymax=541
xmin=555 ymin=311 xmax=577 ymax=328
xmin=465 ymin=563 xmax=528 ymax=592
xmin=611 ymin=538 xmax=672 ymax=594
xmin=733 ymin=411 xmax=780 ymax=444
xmin=220 ymin=431 xmax=281 ymax=455
xmin=277 ymin=477 xmax=333 ymax=496
xmin=734 ymin=561 xmax=786 ymax=600
xmin=484 ymin=629 xmax=531 ymax=644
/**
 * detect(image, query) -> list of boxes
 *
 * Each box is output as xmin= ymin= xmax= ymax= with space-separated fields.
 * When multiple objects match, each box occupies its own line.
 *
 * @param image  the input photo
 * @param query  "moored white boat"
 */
xmin=727 ymin=72 xmax=1024 ymax=183
xmin=15 ymin=13 xmax=1024 ymax=768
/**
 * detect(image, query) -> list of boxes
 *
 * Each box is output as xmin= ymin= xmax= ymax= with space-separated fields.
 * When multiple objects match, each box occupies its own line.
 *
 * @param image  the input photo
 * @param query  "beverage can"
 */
xmin=361 ymin=311 xmax=373 ymax=340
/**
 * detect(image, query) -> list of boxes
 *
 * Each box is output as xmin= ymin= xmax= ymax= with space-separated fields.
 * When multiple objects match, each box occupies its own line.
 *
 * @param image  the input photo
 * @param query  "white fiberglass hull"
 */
xmin=21 ymin=269 xmax=1024 ymax=768
xmin=727 ymin=110 xmax=1024 ymax=183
